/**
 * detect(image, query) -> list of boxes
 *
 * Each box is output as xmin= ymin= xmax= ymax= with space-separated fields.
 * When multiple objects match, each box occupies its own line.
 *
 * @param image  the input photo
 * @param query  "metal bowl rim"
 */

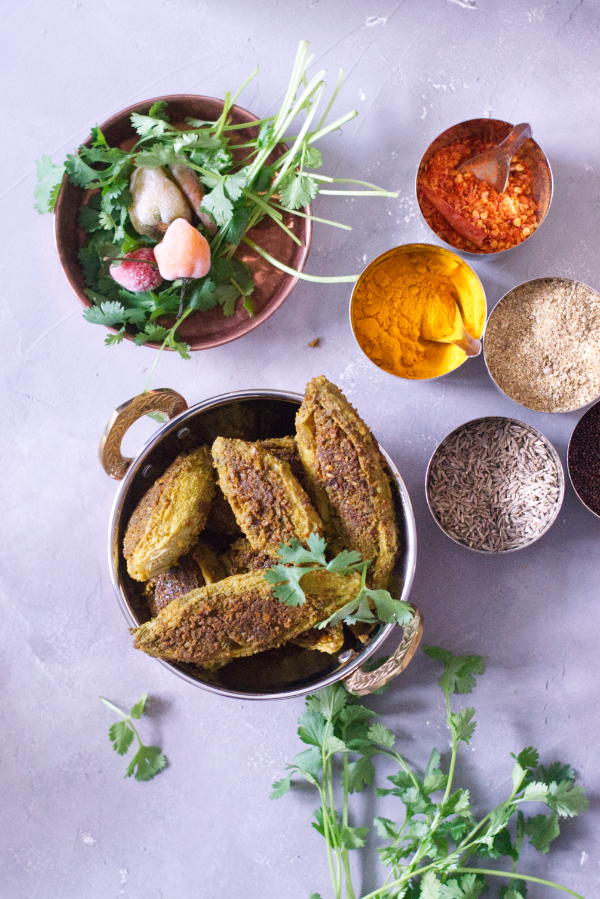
xmin=107 ymin=388 xmax=418 ymax=698
xmin=425 ymin=414 xmax=565 ymax=554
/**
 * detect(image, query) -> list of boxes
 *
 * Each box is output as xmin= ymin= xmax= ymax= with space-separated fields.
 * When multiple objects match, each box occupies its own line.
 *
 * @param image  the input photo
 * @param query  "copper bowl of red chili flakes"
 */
xmin=416 ymin=119 xmax=552 ymax=256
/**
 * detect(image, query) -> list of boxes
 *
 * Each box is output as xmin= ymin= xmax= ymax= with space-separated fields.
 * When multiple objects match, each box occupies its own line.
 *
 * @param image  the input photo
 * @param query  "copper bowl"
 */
xmin=416 ymin=118 xmax=552 ymax=257
xmin=54 ymin=95 xmax=312 ymax=351
xmin=99 ymin=388 xmax=421 ymax=700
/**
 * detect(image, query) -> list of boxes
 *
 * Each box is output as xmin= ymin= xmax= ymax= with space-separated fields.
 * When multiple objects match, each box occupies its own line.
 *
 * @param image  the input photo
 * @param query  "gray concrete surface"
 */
xmin=2 ymin=1 xmax=599 ymax=897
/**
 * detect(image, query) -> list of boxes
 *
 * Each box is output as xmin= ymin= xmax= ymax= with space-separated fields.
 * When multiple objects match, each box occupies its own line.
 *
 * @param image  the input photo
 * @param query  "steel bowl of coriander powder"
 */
xmin=484 ymin=277 xmax=600 ymax=413
xmin=426 ymin=416 xmax=564 ymax=553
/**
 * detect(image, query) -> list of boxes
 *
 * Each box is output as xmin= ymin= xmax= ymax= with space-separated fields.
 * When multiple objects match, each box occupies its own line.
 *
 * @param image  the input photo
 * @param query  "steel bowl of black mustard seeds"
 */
xmin=567 ymin=399 xmax=600 ymax=520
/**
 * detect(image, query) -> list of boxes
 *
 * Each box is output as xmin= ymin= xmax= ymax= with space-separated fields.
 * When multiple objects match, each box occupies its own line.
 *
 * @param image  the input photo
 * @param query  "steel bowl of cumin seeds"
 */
xmin=426 ymin=416 xmax=564 ymax=553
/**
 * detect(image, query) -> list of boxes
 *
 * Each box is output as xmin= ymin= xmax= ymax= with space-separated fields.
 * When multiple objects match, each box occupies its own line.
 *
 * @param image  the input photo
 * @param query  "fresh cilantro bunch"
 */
xmin=34 ymin=41 xmax=395 ymax=380
xmin=101 ymin=694 xmax=166 ymax=782
xmin=272 ymin=647 xmax=588 ymax=899
xmin=264 ymin=533 xmax=413 ymax=628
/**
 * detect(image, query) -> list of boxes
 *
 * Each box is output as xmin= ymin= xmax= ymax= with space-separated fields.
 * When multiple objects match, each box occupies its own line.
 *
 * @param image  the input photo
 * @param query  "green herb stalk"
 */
xmin=101 ymin=694 xmax=166 ymax=782
xmin=272 ymin=647 xmax=588 ymax=899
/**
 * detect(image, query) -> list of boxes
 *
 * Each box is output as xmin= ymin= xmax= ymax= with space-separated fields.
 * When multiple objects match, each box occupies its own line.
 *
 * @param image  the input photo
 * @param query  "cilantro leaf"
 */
xmin=90 ymin=125 xmax=109 ymax=147
xmin=278 ymin=534 xmax=327 ymax=567
xmin=135 ymin=144 xmax=179 ymax=168
xmin=340 ymin=825 xmax=369 ymax=850
xmin=264 ymin=564 xmax=308 ymax=606
xmin=147 ymin=101 xmax=170 ymax=121
xmin=34 ymin=155 xmax=64 ymax=213
xmin=270 ymin=772 xmax=293 ymax=799
xmin=293 ymin=746 xmax=323 ymax=778
xmin=223 ymin=203 xmax=250 ymax=246
xmin=514 ymin=747 xmax=539 ymax=770
xmin=126 ymin=744 xmax=166 ymax=781
xmin=105 ymin=329 xmax=126 ymax=346
xmin=325 ymin=548 xmax=363 ymax=573
xmin=201 ymin=181 xmax=233 ymax=225
xmin=100 ymin=695 xmax=166 ymax=783
xmin=304 ymin=147 xmax=323 ymax=169
xmin=306 ymin=684 xmax=348 ymax=720
xmin=535 ymin=761 xmax=576 ymax=785
xmin=440 ymin=874 xmax=485 ymax=899
xmin=525 ymin=812 xmax=560 ymax=853
xmin=374 ymin=817 xmax=398 ymax=840
xmin=82 ymin=301 xmax=129 ymax=327
xmin=521 ymin=781 xmax=549 ymax=803
xmin=297 ymin=710 xmax=327 ymax=747
xmin=130 ymin=111 xmax=171 ymax=138
xmin=546 ymin=780 xmax=589 ymax=817
xmin=79 ymin=204 xmax=104 ymax=232
xmin=366 ymin=588 xmax=413 ymax=626
xmin=224 ymin=170 xmax=248 ymax=201
xmin=64 ymin=152 xmax=102 ymax=188
xmin=347 ymin=755 xmax=376 ymax=793
xmin=186 ymin=278 xmax=217 ymax=311
xmin=109 ymin=720 xmax=134 ymax=755
xmin=449 ymin=708 xmax=476 ymax=745
xmin=420 ymin=870 xmax=442 ymax=899
xmin=368 ymin=724 xmax=395 ymax=749
xmin=129 ymin=695 xmax=147 ymax=719
xmin=279 ymin=171 xmax=319 ymax=210
xmin=423 ymin=647 xmax=486 ymax=695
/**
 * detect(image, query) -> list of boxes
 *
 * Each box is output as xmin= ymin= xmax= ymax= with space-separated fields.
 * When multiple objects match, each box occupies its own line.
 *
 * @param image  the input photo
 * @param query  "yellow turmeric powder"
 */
xmin=350 ymin=244 xmax=486 ymax=379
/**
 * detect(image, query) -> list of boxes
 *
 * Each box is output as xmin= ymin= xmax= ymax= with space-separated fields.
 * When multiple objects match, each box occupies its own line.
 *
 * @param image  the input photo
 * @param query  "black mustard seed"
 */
xmin=568 ymin=401 xmax=600 ymax=516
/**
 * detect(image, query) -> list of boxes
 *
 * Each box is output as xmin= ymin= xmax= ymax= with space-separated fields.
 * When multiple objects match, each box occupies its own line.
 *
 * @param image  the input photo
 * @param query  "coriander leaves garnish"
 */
xmin=264 ymin=533 xmax=413 ymax=628
xmin=100 ymin=694 xmax=166 ymax=782
xmin=272 ymin=647 xmax=589 ymax=899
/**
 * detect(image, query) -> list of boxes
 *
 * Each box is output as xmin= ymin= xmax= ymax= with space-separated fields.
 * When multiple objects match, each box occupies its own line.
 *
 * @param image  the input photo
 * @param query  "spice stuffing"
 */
xmin=427 ymin=418 xmax=562 ymax=552
xmin=484 ymin=278 xmax=600 ymax=412
xmin=568 ymin=401 xmax=600 ymax=517
xmin=351 ymin=245 xmax=486 ymax=379
xmin=418 ymin=137 xmax=538 ymax=253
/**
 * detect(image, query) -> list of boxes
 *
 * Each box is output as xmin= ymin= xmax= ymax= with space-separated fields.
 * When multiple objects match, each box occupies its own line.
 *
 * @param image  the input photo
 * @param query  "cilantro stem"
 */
xmin=242 ymin=237 xmax=358 ymax=283
xmin=144 ymin=305 xmax=193 ymax=392
xmin=100 ymin=696 xmax=144 ymax=752
xmin=230 ymin=64 xmax=260 ymax=105
xmin=270 ymin=202 xmax=353 ymax=231
xmin=318 ymin=189 xmax=398 ymax=197
xmin=454 ymin=868 xmax=587 ymax=898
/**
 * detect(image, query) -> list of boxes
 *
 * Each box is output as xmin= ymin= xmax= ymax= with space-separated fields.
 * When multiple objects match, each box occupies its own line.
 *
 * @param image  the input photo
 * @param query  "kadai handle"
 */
xmin=344 ymin=605 xmax=424 ymax=696
xmin=99 ymin=389 xmax=188 ymax=480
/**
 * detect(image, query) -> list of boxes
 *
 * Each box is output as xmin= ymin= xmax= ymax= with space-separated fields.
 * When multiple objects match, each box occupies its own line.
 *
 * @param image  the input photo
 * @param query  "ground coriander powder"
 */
xmin=484 ymin=277 xmax=600 ymax=412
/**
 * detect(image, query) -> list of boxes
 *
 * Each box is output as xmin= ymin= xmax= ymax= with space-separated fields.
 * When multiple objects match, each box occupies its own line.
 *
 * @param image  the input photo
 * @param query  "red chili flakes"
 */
xmin=418 ymin=138 xmax=539 ymax=253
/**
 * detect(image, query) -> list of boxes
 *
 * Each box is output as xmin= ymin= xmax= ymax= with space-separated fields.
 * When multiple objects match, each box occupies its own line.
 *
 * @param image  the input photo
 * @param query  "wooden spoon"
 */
xmin=456 ymin=123 xmax=532 ymax=193
xmin=421 ymin=298 xmax=481 ymax=357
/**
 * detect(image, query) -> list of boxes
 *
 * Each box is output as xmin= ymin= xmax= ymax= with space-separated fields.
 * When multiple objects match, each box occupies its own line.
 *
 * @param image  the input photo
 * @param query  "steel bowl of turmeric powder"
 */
xmin=350 ymin=243 xmax=487 ymax=380
xmin=415 ymin=118 xmax=552 ymax=256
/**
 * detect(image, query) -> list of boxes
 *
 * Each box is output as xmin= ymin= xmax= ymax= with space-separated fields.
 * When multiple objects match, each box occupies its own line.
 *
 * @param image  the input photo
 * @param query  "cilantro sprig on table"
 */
xmin=272 ymin=647 xmax=589 ymax=899
xmin=100 ymin=694 xmax=166 ymax=782
xmin=264 ymin=533 xmax=413 ymax=628
xmin=35 ymin=41 xmax=396 ymax=385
